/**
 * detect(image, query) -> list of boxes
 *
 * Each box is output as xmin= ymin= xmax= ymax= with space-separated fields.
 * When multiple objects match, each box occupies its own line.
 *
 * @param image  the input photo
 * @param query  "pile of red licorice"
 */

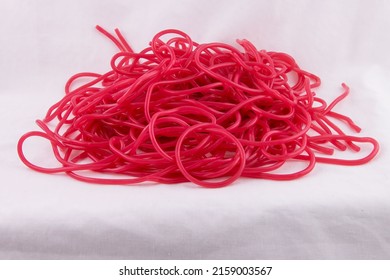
xmin=17 ymin=26 xmax=379 ymax=187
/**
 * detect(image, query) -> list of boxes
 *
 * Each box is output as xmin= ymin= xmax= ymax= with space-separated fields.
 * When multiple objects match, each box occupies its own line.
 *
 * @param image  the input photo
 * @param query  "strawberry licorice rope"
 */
xmin=17 ymin=26 xmax=379 ymax=188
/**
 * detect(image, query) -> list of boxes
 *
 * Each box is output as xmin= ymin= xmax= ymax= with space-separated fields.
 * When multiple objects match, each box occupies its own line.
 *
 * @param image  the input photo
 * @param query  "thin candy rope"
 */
xmin=17 ymin=26 xmax=380 ymax=187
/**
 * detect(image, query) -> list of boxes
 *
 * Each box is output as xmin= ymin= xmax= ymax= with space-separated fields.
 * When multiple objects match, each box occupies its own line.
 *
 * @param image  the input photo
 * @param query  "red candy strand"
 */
xmin=17 ymin=26 xmax=379 ymax=187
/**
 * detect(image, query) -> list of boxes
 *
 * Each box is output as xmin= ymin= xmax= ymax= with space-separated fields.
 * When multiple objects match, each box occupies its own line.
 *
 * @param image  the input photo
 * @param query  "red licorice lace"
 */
xmin=17 ymin=26 xmax=379 ymax=187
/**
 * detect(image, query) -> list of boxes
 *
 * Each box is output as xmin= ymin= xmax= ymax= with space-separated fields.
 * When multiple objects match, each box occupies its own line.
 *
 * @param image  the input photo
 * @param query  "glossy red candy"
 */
xmin=17 ymin=26 xmax=379 ymax=187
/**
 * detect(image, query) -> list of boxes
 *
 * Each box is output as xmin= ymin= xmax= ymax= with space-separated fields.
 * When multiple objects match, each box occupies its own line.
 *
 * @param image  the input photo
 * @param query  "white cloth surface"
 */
xmin=0 ymin=0 xmax=389 ymax=259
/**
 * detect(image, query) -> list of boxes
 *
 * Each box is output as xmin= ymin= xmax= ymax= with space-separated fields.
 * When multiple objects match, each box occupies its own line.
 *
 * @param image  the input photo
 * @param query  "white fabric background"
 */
xmin=0 ymin=0 xmax=389 ymax=259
